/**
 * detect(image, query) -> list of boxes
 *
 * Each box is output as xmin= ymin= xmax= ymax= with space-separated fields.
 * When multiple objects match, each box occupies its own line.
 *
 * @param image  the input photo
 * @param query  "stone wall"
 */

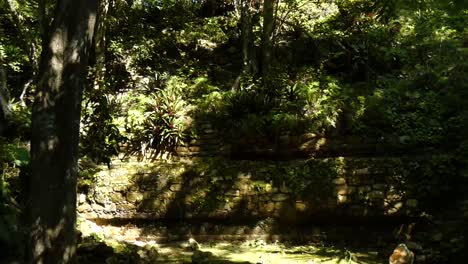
xmin=171 ymin=121 xmax=440 ymax=159
xmin=78 ymin=155 xmax=452 ymax=223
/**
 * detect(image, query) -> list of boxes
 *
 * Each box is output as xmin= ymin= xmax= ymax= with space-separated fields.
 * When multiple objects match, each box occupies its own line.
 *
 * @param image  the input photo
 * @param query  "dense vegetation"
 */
xmin=1 ymin=0 xmax=468 ymax=263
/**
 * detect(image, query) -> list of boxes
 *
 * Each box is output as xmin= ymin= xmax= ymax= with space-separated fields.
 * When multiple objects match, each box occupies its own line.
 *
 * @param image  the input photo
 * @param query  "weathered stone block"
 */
xmin=337 ymin=194 xmax=348 ymax=204
xmin=78 ymin=203 xmax=92 ymax=213
xmin=109 ymin=192 xmax=124 ymax=203
xmin=226 ymin=190 xmax=240 ymax=196
xmin=161 ymin=191 xmax=176 ymax=199
xmin=112 ymin=185 xmax=128 ymax=192
xmin=261 ymin=202 xmax=275 ymax=213
xmin=264 ymin=183 xmax=274 ymax=193
xmin=386 ymin=202 xmax=403 ymax=215
xmin=333 ymin=178 xmax=346 ymax=185
xmin=116 ymin=203 xmax=136 ymax=211
xmin=105 ymin=203 xmax=117 ymax=211
xmin=93 ymin=190 xmax=109 ymax=203
xmin=353 ymin=168 xmax=369 ymax=175
xmin=334 ymin=185 xmax=347 ymax=195
xmin=91 ymin=203 xmax=104 ymax=210
xmin=189 ymin=146 xmax=202 ymax=152
xmin=78 ymin=193 xmax=87 ymax=205
xmin=169 ymin=176 xmax=182 ymax=184
xmin=295 ymin=201 xmax=307 ymax=212
xmin=169 ymin=184 xmax=182 ymax=192
xmin=272 ymin=193 xmax=289 ymax=202
xmin=237 ymin=183 xmax=251 ymax=193
xmin=127 ymin=192 xmax=144 ymax=203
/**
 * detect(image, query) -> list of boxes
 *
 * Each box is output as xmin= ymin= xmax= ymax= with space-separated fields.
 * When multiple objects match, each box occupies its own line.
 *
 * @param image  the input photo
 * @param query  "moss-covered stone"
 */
xmin=79 ymin=155 xmax=458 ymax=222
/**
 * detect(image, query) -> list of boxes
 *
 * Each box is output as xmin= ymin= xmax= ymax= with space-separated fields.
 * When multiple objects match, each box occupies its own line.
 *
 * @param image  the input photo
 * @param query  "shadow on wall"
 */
xmin=75 ymin=152 xmax=459 ymax=249
xmin=83 ymin=157 xmax=442 ymax=218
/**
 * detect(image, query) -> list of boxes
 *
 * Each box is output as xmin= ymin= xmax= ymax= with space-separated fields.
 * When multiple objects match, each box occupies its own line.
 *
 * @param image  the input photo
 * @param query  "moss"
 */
xmin=86 ymin=155 xmax=460 ymax=219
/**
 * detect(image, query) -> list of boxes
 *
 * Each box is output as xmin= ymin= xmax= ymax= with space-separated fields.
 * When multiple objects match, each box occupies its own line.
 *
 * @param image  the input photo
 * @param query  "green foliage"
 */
xmin=81 ymin=90 xmax=124 ymax=165
xmin=4 ymin=101 xmax=31 ymax=139
xmin=299 ymin=77 xmax=347 ymax=131
xmin=225 ymin=90 xmax=276 ymax=119
xmin=356 ymin=81 xmax=445 ymax=144
xmin=0 ymin=140 xmax=27 ymax=259
xmin=120 ymin=85 xmax=187 ymax=159
xmin=187 ymin=76 xmax=220 ymax=99
xmin=0 ymin=140 xmax=29 ymax=168
xmin=382 ymin=155 xmax=459 ymax=213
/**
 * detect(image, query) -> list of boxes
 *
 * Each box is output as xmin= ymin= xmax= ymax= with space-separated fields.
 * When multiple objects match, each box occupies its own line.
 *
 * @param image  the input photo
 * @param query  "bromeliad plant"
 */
xmin=123 ymin=87 xmax=187 ymax=159
xmin=145 ymin=88 xmax=187 ymax=157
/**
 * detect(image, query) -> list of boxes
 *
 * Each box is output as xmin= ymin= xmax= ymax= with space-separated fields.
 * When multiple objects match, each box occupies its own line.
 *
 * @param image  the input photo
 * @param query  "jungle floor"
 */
xmin=76 ymin=216 xmax=397 ymax=263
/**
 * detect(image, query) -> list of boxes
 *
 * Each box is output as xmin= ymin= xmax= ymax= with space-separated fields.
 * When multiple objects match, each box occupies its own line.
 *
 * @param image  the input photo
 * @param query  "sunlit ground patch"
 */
xmin=197 ymin=240 xmax=382 ymax=264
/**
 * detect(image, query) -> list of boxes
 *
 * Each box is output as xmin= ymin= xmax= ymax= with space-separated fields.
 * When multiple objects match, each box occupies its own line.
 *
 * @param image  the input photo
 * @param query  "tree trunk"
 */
xmin=0 ymin=64 xmax=10 ymax=135
xmin=241 ymin=0 xmax=257 ymax=75
xmin=92 ymin=0 xmax=110 ymax=89
xmin=262 ymin=0 xmax=275 ymax=78
xmin=26 ymin=0 xmax=99 ymax=263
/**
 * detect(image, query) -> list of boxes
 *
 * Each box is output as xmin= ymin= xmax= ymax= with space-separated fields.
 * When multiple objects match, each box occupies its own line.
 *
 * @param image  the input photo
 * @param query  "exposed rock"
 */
xmin=78 ymin=193 xmax=87 ymax=204
xmin=78 ymin=218 xmax=103 ymax=237
xmin=389 ymin=244 xmax=414 ymax=264
xmin=79 ymin=157 xmax=431 ymax=221
xmin=272 ymin=194 xmax=289 ymax=202
xmin=337 ymin=194 xmax=348 ymax=203
xmin=78 ymin=203 xmax=92 ymax=213
xmin=116 ymin=203 xmax=136 ymax=211
xmin=333 ymin=178 xmax=346 ymax=185
xmin=295 ymin=201 xmax=307 ymax=212
xmin=335 ymin=185 xmax=350 ymax=195
xmin=353 ymin=168 xmax=369 ymax=175
xmin=226 ymin=190 xmax=240 ymax=196
xmin=260 ymin=202 xmax=275 ymax=213
xmin=127 ymin=192 xmax=144 ymax=203
xmin=91 ymin=203 xmax=105 ymax=210
xmin=169 ymin=184 xmax=182 ymax=192
xmin=105 ymin=202 xmax=117 ymax=211
xmin=386 ymin=202 xmax=403 ymax=214
xmin=109 ymin=192 xmax=123 ymax=202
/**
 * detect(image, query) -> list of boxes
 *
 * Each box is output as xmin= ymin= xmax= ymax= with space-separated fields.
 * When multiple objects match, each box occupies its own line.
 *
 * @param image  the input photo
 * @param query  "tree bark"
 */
xmin=92 ymin=0 xmax=110 ymax=89
xmin=26 ymin=0 xmax=99 ymax=263
xmin=0 ymin=64 xmax=10 ymax=135
xmin=262 ymin=0 xmax=275 ymax=78
xmin=241 ymin=0 xmax=257 ymax=75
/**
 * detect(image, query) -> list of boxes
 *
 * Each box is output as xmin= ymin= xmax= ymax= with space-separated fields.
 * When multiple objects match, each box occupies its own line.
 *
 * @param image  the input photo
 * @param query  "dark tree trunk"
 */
xmin=26 ymin=0 xmax=99 ymax=263
xmin=92 ymin=0 xmax=110 ymax=89
xmin=262 ymin=0 xmax=275 ymax=78
xmin=241 ymin=0 xmax=257 ymax=75
xmin=0 ymin=64 xmax=10 ymax=136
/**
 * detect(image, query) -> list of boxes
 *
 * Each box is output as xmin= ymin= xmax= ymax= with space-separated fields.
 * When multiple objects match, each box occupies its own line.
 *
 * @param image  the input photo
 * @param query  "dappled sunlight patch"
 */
xmin=198 ymin=240 xmax=382 ymax=264
xmin=77 ymin=216 xmax=391 ymax=263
